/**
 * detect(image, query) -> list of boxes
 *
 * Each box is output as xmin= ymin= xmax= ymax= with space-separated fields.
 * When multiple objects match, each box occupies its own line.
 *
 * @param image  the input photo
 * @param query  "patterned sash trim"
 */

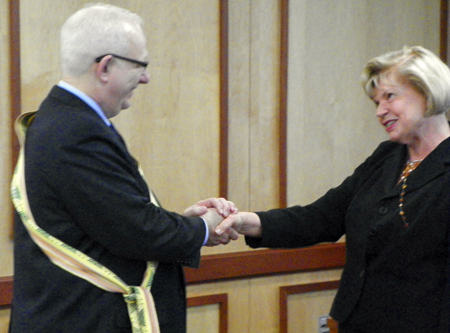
xmin=11 ymin=111 xmax=160 ymax=333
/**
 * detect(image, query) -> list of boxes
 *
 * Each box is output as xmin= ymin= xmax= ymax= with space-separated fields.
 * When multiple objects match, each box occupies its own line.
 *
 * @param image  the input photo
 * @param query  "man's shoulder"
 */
xmin=40 ymin=86 xmax=96 ymax=116
xmin=35 ymin=87 xmax=103 ymax=129
xmin=28 ymin=95 xmax=108 ymax=150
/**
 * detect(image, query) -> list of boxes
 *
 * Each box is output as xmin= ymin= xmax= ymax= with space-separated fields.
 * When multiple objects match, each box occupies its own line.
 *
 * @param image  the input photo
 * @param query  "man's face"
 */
xmin=102 ymin=31 xmax=149 ymax=118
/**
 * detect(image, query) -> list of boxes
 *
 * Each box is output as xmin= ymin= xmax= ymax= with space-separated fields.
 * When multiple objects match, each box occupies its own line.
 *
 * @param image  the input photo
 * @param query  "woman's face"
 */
xmin=372 ymin=75 xmax=428 ymax=145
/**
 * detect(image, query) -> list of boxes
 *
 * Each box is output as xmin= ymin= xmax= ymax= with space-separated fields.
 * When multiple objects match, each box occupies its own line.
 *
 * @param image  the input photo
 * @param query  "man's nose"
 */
xmin=139 ymin=70 xmax=150 ymax=84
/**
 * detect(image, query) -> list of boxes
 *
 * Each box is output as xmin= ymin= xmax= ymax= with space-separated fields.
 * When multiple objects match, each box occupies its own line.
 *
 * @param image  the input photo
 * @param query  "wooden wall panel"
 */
xmin=246 ymin=270 xmax=343 ymax=332
xmin=1 ymin=4 xmax=14 ymax=333
xmin=187 ymin=278 xmax=251 ymax=333
xmin=248 ymin=0 xmax=281 ymax=212
xmin=279 ymin=281 xmax=339 ymax=333
xmin=222 ymin=0 xmax=254 ymax=254
xmin=17 ymin=0 xmax=224 ymax=216
xmin=1 ymin=0 xmax=15 ymax=329
xmin=286 ymin=0 xmax=441 ymax=206
xmin=187 ymin=294 xmax=228 ymax=333
xmin=0 ymin=243 xmax=346 ymax=305
xmin=1 ymin=1 xmax=447 ymax=332
xmin=227 ymin=0 xmax=251 ymax=211
xmin=114 ymin=0 xmax=223 ymax=214
xmin=1 ymin=0 xmax=13 ymax=220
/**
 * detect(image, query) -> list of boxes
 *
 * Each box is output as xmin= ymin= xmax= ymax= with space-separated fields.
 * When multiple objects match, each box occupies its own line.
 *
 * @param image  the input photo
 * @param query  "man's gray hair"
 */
xmin=60 ymin=3 xmax=144 ymax=77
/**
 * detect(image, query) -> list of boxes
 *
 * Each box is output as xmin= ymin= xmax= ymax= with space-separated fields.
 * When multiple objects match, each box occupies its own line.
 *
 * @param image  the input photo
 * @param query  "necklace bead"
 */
xmin=398 ymin=159 xmax=422 ymax=227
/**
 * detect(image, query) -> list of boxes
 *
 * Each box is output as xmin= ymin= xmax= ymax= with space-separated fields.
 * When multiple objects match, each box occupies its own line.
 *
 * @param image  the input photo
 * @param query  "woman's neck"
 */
xmin=407 ymin=114 xmax=450 ymax=160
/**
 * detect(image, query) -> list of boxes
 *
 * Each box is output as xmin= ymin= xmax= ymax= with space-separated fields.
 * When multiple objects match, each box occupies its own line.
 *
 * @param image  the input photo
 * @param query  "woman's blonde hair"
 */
xmin=361 ymin=46 xmax=450 ymax=116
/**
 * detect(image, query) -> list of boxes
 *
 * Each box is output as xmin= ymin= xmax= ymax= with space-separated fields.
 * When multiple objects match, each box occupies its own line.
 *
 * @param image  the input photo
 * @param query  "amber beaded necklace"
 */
xmin=398 ymin=159 xmax=423 ymax=227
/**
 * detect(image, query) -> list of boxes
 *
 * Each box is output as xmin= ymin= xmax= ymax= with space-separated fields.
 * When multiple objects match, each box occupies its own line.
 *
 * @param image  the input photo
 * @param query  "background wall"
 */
xmin=287 ymin=0 xmax=440 ymax=205
xmin=0 ymin=0 xmax=13 ymax=329
xmin=0 ymin=0 xmax=443 ymax=332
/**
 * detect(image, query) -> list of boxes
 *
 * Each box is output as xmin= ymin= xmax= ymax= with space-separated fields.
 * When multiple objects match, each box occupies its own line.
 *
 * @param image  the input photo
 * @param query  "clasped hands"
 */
xmin=183 ymin=197 xmax=262 ymax=246
xmin=183 ymin=197 xmax=239 ymax=246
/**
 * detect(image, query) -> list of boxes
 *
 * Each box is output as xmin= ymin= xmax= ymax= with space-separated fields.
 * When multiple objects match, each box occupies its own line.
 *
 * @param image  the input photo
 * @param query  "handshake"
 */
xmin=183 ymin=197 xmax=262 ymax=247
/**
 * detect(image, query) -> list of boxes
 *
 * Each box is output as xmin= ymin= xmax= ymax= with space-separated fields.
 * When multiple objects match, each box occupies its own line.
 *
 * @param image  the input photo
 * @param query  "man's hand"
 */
xmin=183 ymin=197 xmax=237 ymax=218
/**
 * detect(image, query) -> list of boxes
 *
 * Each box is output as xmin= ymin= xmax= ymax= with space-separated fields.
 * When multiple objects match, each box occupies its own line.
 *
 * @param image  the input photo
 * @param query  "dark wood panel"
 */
xmin=0 ymin=276 xmax=13 ymax=306
xmin=9 ymin=0 xmax=21 ymax=240
xmin=279 ymin=0 xmax=288 ymax=208
xmin=441 ymin=0 xmax=448 ymax=62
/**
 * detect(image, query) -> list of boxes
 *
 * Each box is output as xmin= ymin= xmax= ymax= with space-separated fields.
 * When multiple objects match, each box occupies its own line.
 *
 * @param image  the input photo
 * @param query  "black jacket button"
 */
xmin=378 ymin=206 xmax=388 ymax=214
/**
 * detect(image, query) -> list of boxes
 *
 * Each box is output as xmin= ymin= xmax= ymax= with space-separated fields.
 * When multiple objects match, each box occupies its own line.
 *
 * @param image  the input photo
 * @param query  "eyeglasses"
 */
xmin=95 ymin=54 xmax=148 ymax=69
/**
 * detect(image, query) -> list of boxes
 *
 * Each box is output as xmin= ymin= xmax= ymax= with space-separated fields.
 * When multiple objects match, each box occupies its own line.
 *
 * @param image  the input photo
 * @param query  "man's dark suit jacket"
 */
xmin=10 ymin=86 xmax=206 ymax=333
xmin=247 ymin=137 xmax=450 ymax=332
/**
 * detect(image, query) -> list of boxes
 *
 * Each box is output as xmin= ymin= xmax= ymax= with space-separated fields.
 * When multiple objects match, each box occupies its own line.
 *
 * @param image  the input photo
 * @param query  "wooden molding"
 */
xmin=279 ymin=280 xmax=341 ymax=333
xmin=219 ymin=0 xmax=229 ymax=199
xmin=9 ymin=0 xmax=20 ymax=162
xmin=187 ymin=294 xmax=228 ymax=333
xmin=185 ymin=243 xmax=345 ymax=284
xmin=9 ymin=0 xmax=21 ymax=240
xmin=440 ymin=0 xmax=448 ymax=62
xmin=328 ymin=317 xmax=339 ymax=333
xmin=279 ymin=0 xmax=289 ymax=208
xmin=0 ymin=276 xmax=13 ymax=306
xmin=0 ymin=243 xmax=346 ymax=307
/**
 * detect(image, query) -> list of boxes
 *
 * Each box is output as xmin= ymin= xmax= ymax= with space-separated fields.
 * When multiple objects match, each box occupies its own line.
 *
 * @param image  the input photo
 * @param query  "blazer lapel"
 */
xmin=378 ymin=137 xmax=450 ymax=199
xmin=380 ymin=144 xmax=408 ymax=197
xmin=403 ymin=137 xmax=450 ymax=193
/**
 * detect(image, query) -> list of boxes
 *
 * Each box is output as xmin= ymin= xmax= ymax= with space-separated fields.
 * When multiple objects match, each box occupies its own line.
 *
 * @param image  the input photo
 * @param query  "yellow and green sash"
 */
xmin=11 ymin=111 xmax=160 ymax=333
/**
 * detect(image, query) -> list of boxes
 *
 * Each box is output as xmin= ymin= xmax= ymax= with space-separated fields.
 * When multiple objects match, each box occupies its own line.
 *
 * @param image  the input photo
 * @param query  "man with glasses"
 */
xmin=9 ymin=4 xmax=237 ymax=333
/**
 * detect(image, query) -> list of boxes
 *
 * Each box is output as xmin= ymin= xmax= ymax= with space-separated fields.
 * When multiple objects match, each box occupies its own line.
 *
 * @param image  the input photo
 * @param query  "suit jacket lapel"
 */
xmin=48 ymin=85 xmax=151 ymax=197
xmin=107 ymin=122 xmax=150 ymax=193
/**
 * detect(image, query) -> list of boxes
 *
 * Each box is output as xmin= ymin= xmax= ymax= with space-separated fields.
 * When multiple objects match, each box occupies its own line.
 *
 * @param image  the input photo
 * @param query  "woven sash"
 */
xmin=11 ymin=111 xmax=160 ymax=333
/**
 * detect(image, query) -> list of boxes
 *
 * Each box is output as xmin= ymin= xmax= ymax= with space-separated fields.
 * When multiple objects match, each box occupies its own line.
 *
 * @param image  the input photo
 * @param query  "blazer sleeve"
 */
xmin=246 ymin=141 xmax=399 ymax=249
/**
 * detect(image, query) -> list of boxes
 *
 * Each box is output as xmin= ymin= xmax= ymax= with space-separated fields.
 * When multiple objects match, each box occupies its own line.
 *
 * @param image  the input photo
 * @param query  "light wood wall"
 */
xmin=0 ymin=0 xmax=443 ymax=332
xmin=0 ymin=0 xmax=14 ymax=329
xmin=287 ymin=0 xmax=440 ymax=205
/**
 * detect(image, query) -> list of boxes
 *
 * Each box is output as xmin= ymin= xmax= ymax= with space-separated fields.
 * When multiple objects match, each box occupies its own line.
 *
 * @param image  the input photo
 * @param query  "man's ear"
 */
xmin=95 ymin=55 xmax=113 ymax=82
